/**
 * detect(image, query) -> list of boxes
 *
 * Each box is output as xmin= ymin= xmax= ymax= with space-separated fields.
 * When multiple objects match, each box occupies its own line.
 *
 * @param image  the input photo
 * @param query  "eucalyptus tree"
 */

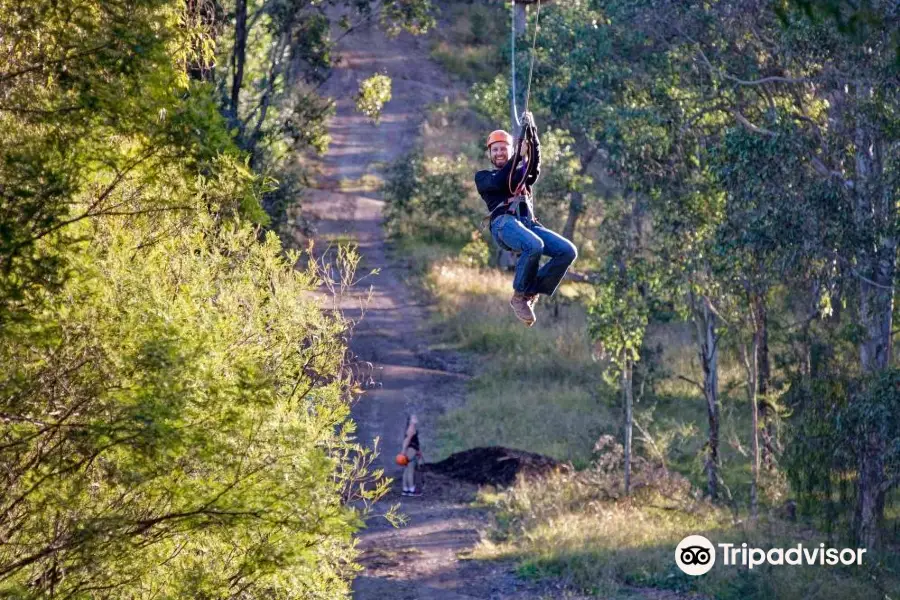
xmin=532 ymin=0 xmax=735 ymax=499
xmin=529 ymin=0 xmax=898 ymax=525
xmin=587 ymin=193 xmax=655 ymax=495
xmin=685 ymin=0 xmax=899 ymax=546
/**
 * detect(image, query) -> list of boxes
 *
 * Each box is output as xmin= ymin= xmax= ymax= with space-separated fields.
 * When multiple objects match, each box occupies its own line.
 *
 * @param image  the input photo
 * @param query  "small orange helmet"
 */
xmin=396 ymin=453 xmax=409 ymax=466
xmin=486 ymin=129 xmax=513 ymax=148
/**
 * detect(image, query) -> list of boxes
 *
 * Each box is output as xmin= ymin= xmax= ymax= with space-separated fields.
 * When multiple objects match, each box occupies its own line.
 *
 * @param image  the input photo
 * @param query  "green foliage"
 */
xmin=529 ymin=128 xmax=591 ymax=231
xmin=785 ymin=369 xmax=900 ymax=536
xmin=380 ymin=0 xmax=436 ymax=36
xmin=382 ymin=151 xmax=481 ymax=246
xmin=782 ymin=0 xmax=900 ymax=60
xmin=470 ymin=75 xmax=510 ymax=125
xmin=0 ymin=0 xmax=400 ymax=595
xmin=783 ymin=373 xmax=856 ymax=527
xmin=209 ymin=0 xmax=435 ymax=226
xmin=356 ymin=73 xmax=393 ymax=124
xmin=588 ymin=278 xmax=650 ymax=381
xmin=281 ymin=91 xmax=335 ymax=156
xmin=443 ymin=0 xmax=898 ymax=562
xmin=0 ymin=200 xmax=385 ymax=597
xmin=459 ymin=233 xmax=491 ymax=268
xmin=428 ymin=2 xmax=506 ymax=83
xmin=0 ymin=0 xmax=246 ymax=320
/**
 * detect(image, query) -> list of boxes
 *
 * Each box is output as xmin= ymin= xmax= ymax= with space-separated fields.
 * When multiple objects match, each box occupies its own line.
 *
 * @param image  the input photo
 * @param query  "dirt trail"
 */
xmin=299 ymin=16 xmax=566 ymax=600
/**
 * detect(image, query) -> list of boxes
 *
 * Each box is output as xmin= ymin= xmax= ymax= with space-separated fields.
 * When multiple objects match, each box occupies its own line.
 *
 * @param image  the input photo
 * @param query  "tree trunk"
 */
xmin=852 ymin=87 xmax=894 ymax=550
xmin=622 ymin=358 xmax=633 ymax=496
xmin=742 ymin=325 xmax=760 ymax=522
xmin=754 ymin=294 xmax=776 ymax=468
xmin=693 ymin=293 xmax=720 ymax=500
xmin=857 ymin=432 xmax=887 ymax=549
xmin=230 ymin=0 xmax=248 ymax=118
xmin=856 ymin=265 xmax=893 ymax=550
xmin=561 ymin=190 xmax=584 ymax=242
xmin=562 ymin=147 xmax=598 ymax=242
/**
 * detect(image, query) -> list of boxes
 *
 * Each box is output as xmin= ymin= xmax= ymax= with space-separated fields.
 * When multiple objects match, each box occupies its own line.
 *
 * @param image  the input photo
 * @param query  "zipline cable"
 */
xmin=507 ymin=0 xmax=542 ymax=202
xmin=510 ymin=0 xmax=520 ymax=132
xmin=524 ymin=0 xmax=541 ymax=115
xmin=509 ymin=0 xmax=542 ymax=133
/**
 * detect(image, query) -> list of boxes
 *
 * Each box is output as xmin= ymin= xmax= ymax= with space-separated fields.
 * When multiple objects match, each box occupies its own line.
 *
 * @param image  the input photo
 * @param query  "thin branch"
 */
xmin=632 ymin=417 xmax=667 ymax=469
xmin=703 ymin=295 xmax=731 ymax=326
xmin=6 ymin=147 xmax=190 ymax=254
xmin=0 ymin=104 xmax=82 ymax=115
xmin=0 ymin=44 xmax=112 ymax=84
xmin=676 ymin=375 xmax=704 ymax=393
xmin=723 ymin=73 xmax=811 ymax=87
xmin=826 ymin=250 xmax=896 ymax=291
xmin=684 ymin=31 xmax=810 ymax=89
xmin=732 ymin=109 xmax=776 ymax=137
xmin=810 ymin=156 xmax=854 ymax=188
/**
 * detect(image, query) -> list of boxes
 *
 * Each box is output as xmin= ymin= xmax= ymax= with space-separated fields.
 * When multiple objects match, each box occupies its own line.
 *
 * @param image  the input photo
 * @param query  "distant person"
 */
xmin=474 ymin=111 xmax=577 ymax=327
xmin=401 ymin=414 xmax=423 ymax=497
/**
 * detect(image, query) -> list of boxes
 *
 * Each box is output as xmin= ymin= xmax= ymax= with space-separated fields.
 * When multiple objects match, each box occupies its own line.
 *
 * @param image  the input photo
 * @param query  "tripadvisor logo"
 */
xmin=675 ymin=535 xmax=868 ymax=575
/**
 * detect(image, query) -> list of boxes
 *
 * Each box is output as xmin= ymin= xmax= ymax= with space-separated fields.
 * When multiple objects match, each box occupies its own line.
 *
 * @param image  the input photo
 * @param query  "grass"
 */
xmin=423 ymin=255 xmax=777 ymax=490
xmin=423 ymin=259 xmax=613 ymax=466
xmin=337 ymin=173 xmax=384 ymax=194
xmin=472 ymin=470 xmax=900 ymax=599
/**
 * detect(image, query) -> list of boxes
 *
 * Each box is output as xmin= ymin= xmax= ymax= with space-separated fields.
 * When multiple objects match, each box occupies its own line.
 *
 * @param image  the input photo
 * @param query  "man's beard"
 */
xmin=492 ymin=157 xmax=507 ymax=168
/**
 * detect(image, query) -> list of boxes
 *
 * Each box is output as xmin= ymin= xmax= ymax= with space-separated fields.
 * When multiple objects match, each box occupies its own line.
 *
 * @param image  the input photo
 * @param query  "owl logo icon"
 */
xmin=675 ymin=535 xmax=716 ymax=575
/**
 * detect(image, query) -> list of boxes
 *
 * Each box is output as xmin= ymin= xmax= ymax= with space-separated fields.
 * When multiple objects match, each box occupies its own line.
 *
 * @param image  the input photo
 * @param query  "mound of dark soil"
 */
xmin=422 ymin=446 xmax=569 ymax=487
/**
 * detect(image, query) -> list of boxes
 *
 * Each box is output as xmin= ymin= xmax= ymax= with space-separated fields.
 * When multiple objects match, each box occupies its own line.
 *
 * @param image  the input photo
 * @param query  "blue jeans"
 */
xmin=490 ymin=214 xmax=578 ymax=296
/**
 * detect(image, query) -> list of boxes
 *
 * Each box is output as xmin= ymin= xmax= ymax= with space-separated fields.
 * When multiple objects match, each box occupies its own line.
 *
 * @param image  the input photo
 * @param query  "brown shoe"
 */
xmin=510 ymin=292 xmax=536 ymax=326
xmin=525 ymin=293 xmax=539 ymax=309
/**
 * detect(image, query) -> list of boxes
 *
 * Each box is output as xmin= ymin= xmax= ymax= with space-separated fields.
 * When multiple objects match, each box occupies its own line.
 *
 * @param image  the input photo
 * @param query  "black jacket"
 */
xmin=474 ymin=124 xmax=541 ymax=221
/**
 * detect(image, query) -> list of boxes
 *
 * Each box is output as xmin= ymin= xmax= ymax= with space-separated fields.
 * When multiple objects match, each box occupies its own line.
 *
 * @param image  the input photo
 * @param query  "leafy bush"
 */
xmin=459 ymin=232 xmax=491 ymax=268
xmin=0 ymin=1 xmax=387 ymax=596
xmin=784 ymin=369 xmax=900 ymax=540
xmin=0 ymin=201 xmax=384 ymax=598
xmin=383 ymin=151 xmax=482 ymax=246
xmin=470 ymin=75 xmax=510 ymax=125
xmin=356 ymin=74 xmax=393 ymax=124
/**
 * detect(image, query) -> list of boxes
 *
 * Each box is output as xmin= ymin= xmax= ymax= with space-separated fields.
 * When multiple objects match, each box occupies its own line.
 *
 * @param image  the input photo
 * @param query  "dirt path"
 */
xmin=296 ymin=15 xmax=576 ymax=600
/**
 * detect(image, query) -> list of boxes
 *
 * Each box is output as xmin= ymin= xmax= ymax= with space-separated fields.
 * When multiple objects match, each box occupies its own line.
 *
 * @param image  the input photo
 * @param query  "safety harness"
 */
xmin=479 ymin=118 xmax=538 ymax=228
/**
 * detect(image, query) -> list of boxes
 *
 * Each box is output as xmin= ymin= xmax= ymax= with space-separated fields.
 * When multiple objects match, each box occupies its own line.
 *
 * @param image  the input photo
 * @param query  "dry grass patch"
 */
xmin=426 ymin=260 xmax=614 ymax=464
xmin=473 ymin=468 xmax=898 ymax=599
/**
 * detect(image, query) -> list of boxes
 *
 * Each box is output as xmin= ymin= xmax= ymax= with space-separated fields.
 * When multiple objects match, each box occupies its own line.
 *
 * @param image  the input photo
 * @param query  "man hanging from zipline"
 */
xmin=475 ymin=111 xmax=577 ymax=327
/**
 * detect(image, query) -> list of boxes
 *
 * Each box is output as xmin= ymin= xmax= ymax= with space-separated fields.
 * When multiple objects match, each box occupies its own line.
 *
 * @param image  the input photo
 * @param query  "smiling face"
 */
xmin=489 ymin=142 xmax=510 ymax=168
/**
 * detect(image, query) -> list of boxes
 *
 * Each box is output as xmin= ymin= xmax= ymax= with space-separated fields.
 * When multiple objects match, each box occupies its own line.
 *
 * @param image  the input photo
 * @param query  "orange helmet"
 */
xmin=395 ymin=453 xmax=409 ymax=466
xmin=486 ymin=129 xmax=513 ymax=148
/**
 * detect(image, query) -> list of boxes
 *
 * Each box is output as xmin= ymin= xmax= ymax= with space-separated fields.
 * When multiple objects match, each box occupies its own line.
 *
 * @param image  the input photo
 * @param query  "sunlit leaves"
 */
xmin=356 ymin=73 xmax=393 ymax=124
